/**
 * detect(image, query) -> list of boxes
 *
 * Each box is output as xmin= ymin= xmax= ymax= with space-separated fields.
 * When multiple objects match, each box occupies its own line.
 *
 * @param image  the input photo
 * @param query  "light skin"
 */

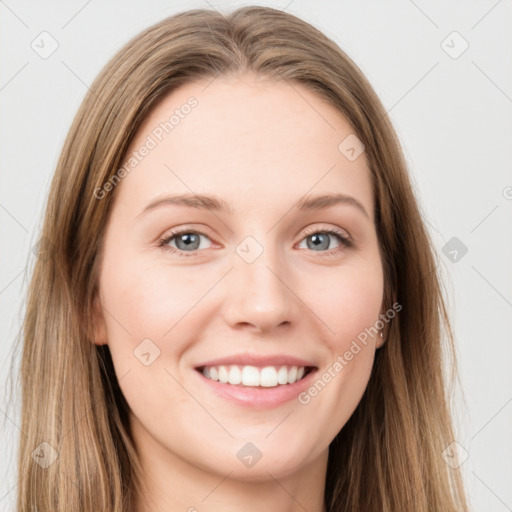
xmin=93 ymin=72 xmax=385 ymax=512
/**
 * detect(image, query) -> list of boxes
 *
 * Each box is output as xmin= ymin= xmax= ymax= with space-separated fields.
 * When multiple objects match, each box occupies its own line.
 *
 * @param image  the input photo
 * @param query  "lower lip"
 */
xmin=194 ymin=368 xmax=318 ymax=409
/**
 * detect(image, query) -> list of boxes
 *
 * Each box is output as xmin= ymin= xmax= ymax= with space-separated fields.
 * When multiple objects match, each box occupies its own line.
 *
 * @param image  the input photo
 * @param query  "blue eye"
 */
xmin=159 ymin=230 xmax=212 ymax=255
xmin=158 ymin=227 xmax=352 ymax=257
xmin=298 ymin=230 xmax=352 ymax=253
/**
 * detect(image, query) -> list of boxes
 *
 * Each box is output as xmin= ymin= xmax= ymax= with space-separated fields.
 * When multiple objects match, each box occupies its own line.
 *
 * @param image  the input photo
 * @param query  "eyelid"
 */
xmin=300 ymin=224 xmax=352 ymax=243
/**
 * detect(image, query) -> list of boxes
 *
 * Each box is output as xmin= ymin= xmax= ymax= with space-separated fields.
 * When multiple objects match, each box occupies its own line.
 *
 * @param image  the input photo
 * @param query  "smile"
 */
xmin=194 ymin=364 xmax=319 ymax=409
xmin=199 ymin=364 xmax=314 ymax=387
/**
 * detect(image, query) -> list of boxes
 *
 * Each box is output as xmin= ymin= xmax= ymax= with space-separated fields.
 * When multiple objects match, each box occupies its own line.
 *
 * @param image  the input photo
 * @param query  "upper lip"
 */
xmin=195 ymin=353 xmax=318 ymax=369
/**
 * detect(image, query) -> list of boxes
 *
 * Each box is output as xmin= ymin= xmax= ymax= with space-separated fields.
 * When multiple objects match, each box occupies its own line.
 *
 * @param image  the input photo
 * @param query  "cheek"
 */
xmin=294 ymin=262 xmax=383 ymax=438
xmin=98 ymin=255 xmax=203 ymax=419
xmin=304 ymin=260 xmax=384 ymax=350
xmin=99 ymin=250 xmax=208 ymax=342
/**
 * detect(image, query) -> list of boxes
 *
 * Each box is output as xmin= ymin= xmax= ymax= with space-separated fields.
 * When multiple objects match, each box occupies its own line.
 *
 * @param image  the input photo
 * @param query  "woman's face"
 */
xmin=94 ymin=73 xmax=384 ymax=482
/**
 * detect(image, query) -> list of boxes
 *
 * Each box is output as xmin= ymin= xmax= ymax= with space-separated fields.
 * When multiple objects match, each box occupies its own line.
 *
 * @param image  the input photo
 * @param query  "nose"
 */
xmin=221 ymin=247 xmax=299 ymax=334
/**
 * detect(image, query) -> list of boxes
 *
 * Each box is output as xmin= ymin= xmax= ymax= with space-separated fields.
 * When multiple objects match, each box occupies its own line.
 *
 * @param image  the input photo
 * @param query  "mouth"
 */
xmin=195 ymin=364 xmax=316 ymax=388
xmin=194 ymin=363 xmax=319 ymax=409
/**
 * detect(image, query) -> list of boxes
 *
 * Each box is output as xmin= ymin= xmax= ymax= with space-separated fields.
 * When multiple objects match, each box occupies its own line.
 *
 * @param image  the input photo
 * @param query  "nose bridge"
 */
xmin=222 ymin=234 xmax=297 ymax=331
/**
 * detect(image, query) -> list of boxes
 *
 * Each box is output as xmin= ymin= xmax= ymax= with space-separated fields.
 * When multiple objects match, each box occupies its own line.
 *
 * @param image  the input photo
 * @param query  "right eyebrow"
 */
xmin=136 ymin=193 xmax=235 ymax=218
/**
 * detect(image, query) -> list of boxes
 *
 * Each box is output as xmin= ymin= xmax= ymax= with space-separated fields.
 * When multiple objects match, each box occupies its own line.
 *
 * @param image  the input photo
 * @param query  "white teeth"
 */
xmin=228 ymin=366 xmax=242 ymax=385
xmin=260 ymin=367 xmax=277 ymax=387
xmin=201 ymin=364 xmax=309 ymax=387
xmin=287 ymin=366 xmax=298 ymax=384
xmin=242 ymin=366 xmax=260 ymax=386
xmin=218 ymin=365 xmax=229 ymax=383
xmin=277 ymin=366 xmax=289 ymax=384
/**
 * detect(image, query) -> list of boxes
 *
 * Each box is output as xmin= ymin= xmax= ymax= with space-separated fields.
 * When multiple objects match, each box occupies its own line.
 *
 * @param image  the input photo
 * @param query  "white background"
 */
xmin=1 ymin=1 xmax=511 ymax=510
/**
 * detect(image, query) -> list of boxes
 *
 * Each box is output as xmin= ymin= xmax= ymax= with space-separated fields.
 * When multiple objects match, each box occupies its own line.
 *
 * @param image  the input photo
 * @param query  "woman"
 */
xmin=16 ymin=6 xmax=469 ymax=511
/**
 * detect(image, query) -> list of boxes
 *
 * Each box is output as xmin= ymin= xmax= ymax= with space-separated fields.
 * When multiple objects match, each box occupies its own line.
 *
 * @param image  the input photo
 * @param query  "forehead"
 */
xmin=114 ymin=73 xmax=373 ymax=219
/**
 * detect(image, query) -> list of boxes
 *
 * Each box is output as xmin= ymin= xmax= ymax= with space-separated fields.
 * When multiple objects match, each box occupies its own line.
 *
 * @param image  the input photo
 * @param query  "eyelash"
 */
xmin=158 ymin=226 xmax=353 ymax=258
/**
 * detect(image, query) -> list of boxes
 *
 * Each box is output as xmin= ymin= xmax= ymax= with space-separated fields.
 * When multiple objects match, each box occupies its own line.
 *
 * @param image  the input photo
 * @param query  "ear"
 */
xmin=375 ymin=322 xmax=386 ymax=349
xmin=90 ymin=291 xmax=108 ymax=346
xmin=376 ymin=292 xmax=399 ymax=349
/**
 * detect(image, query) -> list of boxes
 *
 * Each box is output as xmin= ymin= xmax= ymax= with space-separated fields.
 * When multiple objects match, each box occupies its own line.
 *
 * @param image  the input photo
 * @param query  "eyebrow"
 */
xmin=136 ymin=192 xmax=370 ymax=219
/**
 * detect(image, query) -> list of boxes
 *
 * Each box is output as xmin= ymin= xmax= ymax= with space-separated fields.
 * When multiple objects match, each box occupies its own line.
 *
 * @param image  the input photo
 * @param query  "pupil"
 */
xmin=177 ymin=233 xmax=199 ymax=250
xmin=309 ymin=233 xmax=329 ymax=251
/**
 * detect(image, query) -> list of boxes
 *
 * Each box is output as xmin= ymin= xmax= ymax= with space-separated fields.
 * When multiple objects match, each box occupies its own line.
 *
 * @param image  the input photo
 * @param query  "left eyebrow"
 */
xmin=136 ymin=192 xmax=370 ymax=220
xmin=293 ymin=193 xmax=370 ymax=220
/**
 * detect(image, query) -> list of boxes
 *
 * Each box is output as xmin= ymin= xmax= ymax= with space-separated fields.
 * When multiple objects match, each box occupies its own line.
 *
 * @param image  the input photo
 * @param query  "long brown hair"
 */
xmin=13 ymin=6 xmax=468 ymax=511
